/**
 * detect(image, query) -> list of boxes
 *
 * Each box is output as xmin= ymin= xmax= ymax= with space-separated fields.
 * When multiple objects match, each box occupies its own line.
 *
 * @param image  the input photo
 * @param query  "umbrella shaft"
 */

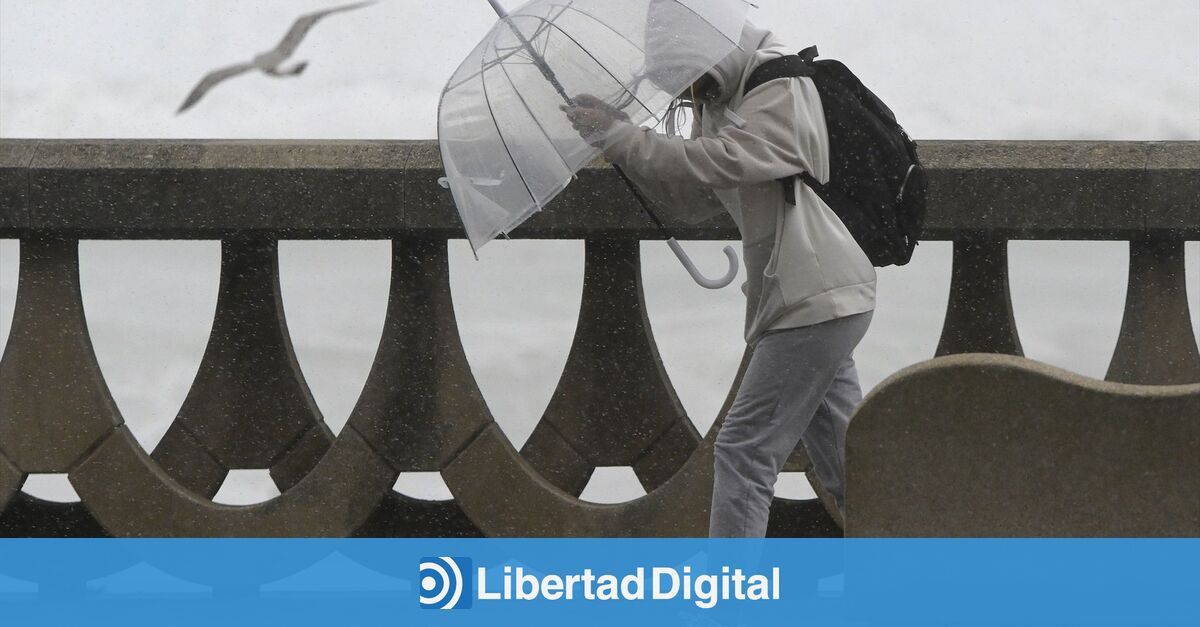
xmin=487 ymin=1 xmax=570 ymax=102
xmin=494 ymin=15 xmax=574 ymax=105
xmin=486 ymin=0 xmax=509 ymax=18
xmin=485 ymin=0 xmax=669 ymax=237
xmin=612 ymin=164 xmax=669 ymax=235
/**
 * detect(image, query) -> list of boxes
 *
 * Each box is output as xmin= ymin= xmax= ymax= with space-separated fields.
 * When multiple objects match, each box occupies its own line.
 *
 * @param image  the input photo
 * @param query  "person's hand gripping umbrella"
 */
xmin=438 ymin=0 xmax=752 ymax=289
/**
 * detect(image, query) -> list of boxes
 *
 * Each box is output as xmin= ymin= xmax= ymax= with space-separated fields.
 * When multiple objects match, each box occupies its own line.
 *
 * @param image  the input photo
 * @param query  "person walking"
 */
xmin=562 ymin=14 xmax=876 ymax=538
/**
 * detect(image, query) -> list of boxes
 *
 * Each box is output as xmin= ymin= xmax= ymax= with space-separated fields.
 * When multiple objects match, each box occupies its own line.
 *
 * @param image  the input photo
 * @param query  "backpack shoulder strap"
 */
xmin=743 ymin=46 xmax=819 ymax=96
xmin=743 ymin=47 xmax=821 ymax=206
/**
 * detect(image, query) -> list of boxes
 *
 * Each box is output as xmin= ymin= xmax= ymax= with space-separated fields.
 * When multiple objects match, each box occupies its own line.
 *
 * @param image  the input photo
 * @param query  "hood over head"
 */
xmin=644 ymin=1 xmax=778 ymax=106
xmin=700 ymin=21 xmax=775 ymax=105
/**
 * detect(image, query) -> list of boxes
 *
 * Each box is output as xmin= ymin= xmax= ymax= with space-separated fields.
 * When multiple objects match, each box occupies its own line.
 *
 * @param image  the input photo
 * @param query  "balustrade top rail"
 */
xmin=0 ymin=139 xmax=1196 ymax=240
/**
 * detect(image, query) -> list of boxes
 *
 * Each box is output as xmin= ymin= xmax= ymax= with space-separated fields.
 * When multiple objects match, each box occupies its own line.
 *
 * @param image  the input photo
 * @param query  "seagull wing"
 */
xmin=272 ymin=1 xmax=376 ymax=59
xmin=177 ymin=62 xmax=257 ymax=114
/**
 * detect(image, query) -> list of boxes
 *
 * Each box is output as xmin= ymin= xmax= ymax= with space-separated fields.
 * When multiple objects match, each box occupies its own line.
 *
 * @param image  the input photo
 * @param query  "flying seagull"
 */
xmin=177 ymin=1 xmax=376 ymax=114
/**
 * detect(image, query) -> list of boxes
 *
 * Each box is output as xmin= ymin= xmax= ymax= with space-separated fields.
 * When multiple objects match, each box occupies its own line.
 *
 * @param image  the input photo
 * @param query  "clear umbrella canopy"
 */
xmin=439 ymin=0 xmax=751 ymax=253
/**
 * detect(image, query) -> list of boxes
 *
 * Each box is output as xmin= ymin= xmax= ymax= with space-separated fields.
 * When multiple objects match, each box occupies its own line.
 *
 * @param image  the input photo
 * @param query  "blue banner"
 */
xmin=1 ymin=539 xmax=1197 ymax=626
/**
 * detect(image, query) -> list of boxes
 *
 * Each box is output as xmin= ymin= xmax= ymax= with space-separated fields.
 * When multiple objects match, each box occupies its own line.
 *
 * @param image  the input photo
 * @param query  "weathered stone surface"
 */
xmin=633 ymin=419 xmax=705 ymax=491
xmin=766 ymin=499 xmax=841 ymax=538
xmin=0 ymin=240 xmax=123 ymax=472
xmin=347 ymin=238 xmax=493 ymax=470
xmin=0 ymin=494 xmax=109 ymax=538
xmin=1107 ymin=239 xmax=1200 ymax=385
xmin=398 ymin=141 xmax=454 ymax=235
xmin=0 ymin=452 xmax=21 ymax=512
xmin=518 ymin=425 xmax=594 ymax=496
xmin=846 ymin=354 xmax=1200 ymax=537
xmin=72 ymin=427 xmax=394 ymax=537
xmin=444 ymin=424 xmax=716 ymax=537
xmin=352 ymin=492 xmax=483 ymax=539
xmin=2 ymin=139 xmax=1194 ymax=239
xmin=522 ymin=240 xmax=698 ymax=492
xmin=161 ymin=241 xmax=326 ymax=470
xmin=936 ymin=240 xmax=1024 ymax=356
xmin=149 ymin=426 xmax=227 ymax=499
xmin=0 ymin=140 xmax=35 ymax=235
xmin=27 ymin=140 xmax=408 ymax=237
xmin=918 ymin=141 xmax=1153 ymax=239
xmin=1144 ymin=142 xmax=1200 ymax=237
xmin=781 ymin=445 xmax=813 ymax=473
xmin=270 ymin=424 xmax=336 ymax=493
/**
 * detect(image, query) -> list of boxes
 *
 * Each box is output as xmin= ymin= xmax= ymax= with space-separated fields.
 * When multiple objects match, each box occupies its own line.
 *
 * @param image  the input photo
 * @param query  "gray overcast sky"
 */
xmin=1 ymin=0 xmax=1198 ymax=140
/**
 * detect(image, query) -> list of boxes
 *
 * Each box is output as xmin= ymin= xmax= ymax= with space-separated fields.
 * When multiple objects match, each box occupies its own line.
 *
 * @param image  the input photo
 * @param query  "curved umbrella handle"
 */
xmin=666 ymin=238 xmax=739 ymax=290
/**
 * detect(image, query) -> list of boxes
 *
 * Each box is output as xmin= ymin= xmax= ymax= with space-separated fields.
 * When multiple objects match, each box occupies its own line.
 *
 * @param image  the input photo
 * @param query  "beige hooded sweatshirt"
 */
xmin=599 ymin=20 xmax=877 ymax=346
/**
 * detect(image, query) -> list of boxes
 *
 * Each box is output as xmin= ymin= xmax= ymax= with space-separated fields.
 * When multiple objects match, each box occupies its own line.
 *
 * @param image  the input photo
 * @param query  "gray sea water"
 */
xmin=0 ymin=0 xmax=1197 ymax=505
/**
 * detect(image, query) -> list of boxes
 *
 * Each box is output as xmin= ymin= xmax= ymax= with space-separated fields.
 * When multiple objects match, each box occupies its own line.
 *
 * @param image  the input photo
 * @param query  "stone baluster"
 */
xmin=151 ymin=240 xmax=333 ymax=497
xmin=0 ymin=239 xmax=121 ymax=536
xmin=67 ymin=240 xmax=394 ymax=537
xmin=1107 ymin=239 xmax=1200 ymax=385
xmin=520 ymin=240 xmax=700 ymax=495
xmin=345 ymin=237 xmax=491 ymax=537
xmin=936 ymin=239 xmax=1024 ymax=357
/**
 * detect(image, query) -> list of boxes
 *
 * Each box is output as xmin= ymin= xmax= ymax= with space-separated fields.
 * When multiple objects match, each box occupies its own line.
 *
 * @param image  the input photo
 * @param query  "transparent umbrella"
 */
xmin=438 ymin=0 xmax=751 ymax=288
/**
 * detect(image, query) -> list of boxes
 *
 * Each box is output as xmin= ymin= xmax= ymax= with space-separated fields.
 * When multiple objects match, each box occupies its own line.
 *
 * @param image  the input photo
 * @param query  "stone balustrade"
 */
xmin=0 ymin=139 xmax=1196 ymax=538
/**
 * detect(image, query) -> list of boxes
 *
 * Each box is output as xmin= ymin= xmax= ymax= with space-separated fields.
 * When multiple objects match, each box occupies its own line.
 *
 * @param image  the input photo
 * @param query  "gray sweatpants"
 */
xmin=709 ymin=310 xmax=873 ymax=538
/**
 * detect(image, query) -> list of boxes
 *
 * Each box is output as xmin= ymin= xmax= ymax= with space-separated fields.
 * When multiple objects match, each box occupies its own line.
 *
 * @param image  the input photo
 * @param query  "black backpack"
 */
xmin=744 ymin=46 xmax=927 ymax=267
